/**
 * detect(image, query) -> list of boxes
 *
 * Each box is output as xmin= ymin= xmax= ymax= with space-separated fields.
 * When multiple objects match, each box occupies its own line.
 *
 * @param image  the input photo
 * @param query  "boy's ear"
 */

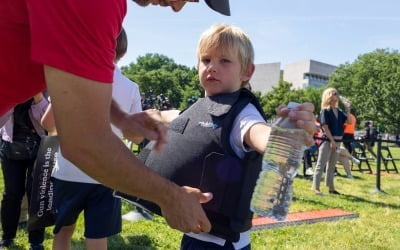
xmin=241 ymin=64 xmax=255 ymax=82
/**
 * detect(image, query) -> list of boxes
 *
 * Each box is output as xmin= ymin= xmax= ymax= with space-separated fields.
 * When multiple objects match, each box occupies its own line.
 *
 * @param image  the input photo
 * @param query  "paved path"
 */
xmin=252 ymin=209 xmax=359 ymax=230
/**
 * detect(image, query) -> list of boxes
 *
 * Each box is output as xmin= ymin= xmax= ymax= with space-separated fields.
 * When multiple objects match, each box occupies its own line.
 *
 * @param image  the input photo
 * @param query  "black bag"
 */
xmin=0 ymin=138 xmax=40 ymax=161
xmin=28 ymin=136 xmax=59 ymax=231
xmin=0 ymin=99 xmax=41 ymax=161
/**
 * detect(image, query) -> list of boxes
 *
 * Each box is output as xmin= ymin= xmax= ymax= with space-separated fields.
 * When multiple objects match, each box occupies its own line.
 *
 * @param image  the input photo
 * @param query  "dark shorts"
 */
xmin=180 ymin=235 xmax=250 ymax=250
xmin=53 ymin=178 xmax=121 ymax=238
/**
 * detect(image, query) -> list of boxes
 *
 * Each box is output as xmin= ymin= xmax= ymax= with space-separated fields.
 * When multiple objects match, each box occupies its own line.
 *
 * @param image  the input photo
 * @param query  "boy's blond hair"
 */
xmin=321 ymin=87 xmax=338 ymax=110
xmin=197 ymin=24 xmax=254 ymax=87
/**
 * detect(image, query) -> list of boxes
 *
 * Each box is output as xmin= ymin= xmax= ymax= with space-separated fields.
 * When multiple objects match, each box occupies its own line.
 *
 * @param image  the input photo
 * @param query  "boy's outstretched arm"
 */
xmin=244 ymin=103 xmax=317 ymax=154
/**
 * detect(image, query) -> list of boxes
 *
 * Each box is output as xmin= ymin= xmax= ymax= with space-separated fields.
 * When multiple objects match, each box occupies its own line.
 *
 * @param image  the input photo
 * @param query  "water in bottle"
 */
xmin=250 ymin=102 xmax=307 ymax=221
xmin=339 ymin=95 xmax=350 ymax=108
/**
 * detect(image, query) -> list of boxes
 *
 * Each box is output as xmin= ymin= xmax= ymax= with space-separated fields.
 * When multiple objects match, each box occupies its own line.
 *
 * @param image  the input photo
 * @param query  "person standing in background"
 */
xmin=0 ymin=93 xmax=49 ymax=250
xmin=343 ymin=111 xmax=357 ymax=154
xmin=312 ymin=88 xmax=352 ymax=196
xmin=362 ymin=120 xmax=377 ymax=158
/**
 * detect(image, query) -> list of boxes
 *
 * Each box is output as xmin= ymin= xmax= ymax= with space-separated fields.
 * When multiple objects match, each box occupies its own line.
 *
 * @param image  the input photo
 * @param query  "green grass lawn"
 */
xmin=1 ymin=145 xmax=400 ymax=249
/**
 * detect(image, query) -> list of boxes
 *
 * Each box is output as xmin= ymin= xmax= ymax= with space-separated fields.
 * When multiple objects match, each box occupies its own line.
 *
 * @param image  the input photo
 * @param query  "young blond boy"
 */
xmin=136 ymin=24 xmax=316 ymax=249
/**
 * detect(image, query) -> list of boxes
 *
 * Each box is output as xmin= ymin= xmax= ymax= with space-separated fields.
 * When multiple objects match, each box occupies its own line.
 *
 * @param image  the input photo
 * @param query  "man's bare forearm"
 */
xmin=61 ymin=128 xmax=176 ymax=208
xmin=110 ymin=99 xmax=127 ymax=130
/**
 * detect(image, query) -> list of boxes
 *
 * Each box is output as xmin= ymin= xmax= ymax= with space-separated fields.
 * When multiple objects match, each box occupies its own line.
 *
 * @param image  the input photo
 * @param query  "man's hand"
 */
xmin=160 ymin=186 xmax=212 ymax=234
xmin=111 ymin=101 xmax=167 ymax=152
xmin=276 ymin=102 xmax=317 ymax=146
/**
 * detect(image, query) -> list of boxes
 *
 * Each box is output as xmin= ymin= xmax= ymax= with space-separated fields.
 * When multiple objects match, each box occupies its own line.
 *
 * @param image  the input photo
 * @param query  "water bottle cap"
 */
xmin=287 ymin=102 xmax=300 ymax=109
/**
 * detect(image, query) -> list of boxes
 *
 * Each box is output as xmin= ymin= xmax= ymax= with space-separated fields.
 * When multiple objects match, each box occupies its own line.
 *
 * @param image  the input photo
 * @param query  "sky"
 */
xmin=120 ymin=0 xmax=400 ymax=68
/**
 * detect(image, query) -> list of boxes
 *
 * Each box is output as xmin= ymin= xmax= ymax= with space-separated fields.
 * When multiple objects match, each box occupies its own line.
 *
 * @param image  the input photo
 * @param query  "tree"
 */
xmin=121 ymin=53 xmax=201 ymax=109
xmin=328 ymin=49 xmax=400 ymax=134
xmin=259 ymin=80 xmax=322 ymax=121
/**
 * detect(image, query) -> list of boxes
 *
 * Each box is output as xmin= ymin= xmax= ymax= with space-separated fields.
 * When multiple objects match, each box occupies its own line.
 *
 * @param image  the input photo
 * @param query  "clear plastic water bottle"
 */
xmin=250 ymin=102 xmax=307 ymax=221
xmin=339 ymin=95 xmax=350 ymax=108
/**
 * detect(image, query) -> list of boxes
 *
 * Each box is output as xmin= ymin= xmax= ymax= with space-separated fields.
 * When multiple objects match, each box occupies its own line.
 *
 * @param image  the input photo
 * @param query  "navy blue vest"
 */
xmin=122 ymin=89 xmax=266 ymax=242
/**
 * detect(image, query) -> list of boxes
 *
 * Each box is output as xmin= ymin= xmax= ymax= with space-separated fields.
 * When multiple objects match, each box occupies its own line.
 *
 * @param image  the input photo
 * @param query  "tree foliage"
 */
xmin=328 ymin=49 xmax=400 ymax=134
xmin=121 ymin=53 xmax=202 ymax=109
xmin=259 ymin=80 xmax=322 ymax=120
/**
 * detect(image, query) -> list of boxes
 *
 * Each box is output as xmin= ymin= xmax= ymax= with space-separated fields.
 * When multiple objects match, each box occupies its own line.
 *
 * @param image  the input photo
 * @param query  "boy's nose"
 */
xmin=207 ymin=67 xmax=216 ymax=73
xmin=207 ymin=63 xmax=217 ymax=72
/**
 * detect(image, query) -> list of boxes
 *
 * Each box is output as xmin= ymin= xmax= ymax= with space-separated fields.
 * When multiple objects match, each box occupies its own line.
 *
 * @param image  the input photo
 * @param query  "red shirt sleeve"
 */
xmin=28 ymin=0 xmax=127 ymax=83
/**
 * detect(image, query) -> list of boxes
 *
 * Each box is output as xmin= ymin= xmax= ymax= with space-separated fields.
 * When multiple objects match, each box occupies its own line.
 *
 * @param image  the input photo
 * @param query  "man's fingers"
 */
xmin=198 ymin=192 xmax=213 ymax=204
xmin=149 ymin=119 xmax=167 ymax=152
xmin=134 ymin=109 xmax=167 ymax=152
xmin=139 ymin=127 xmax=159 ymax=141
xmin=297 ymin=102 xmax=314 ymax=112
xmin=160 ymin=186 xmax=212 ymax=234
xmin=198 ymin=216 xmax=211 ymax=233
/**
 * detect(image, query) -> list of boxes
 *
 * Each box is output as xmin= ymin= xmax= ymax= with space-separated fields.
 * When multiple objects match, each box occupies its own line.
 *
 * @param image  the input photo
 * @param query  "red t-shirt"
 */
xmin=0 ymin=0 xmax=126 ymax=115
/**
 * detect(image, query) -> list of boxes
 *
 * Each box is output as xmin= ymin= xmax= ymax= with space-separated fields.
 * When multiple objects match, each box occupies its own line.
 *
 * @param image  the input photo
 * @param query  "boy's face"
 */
xmin=198 ymin=47 xmax=253 ymax=96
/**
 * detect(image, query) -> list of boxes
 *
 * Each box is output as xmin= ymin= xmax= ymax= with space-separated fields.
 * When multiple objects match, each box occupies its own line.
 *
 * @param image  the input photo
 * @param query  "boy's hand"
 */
xmin=160 ymin=186 xmax=212 ymax=234
xmin=277 ymin=102 xmax=317 ymax=146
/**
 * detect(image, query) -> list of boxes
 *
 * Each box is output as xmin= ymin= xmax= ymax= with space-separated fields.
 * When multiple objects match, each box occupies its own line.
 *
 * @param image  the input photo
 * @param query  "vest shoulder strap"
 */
xmin=221 ymin=88 xmax=267 ymax=156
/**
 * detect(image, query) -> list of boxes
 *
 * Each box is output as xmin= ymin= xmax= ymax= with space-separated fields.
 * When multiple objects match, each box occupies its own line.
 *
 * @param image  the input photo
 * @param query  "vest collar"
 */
xmin=205 ymin=90 xmax=241 ymax=117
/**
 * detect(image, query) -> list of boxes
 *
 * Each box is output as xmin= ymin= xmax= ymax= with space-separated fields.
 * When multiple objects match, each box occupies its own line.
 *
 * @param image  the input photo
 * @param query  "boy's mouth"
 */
xmin=206 ymin=76 xmax=218 ymax=82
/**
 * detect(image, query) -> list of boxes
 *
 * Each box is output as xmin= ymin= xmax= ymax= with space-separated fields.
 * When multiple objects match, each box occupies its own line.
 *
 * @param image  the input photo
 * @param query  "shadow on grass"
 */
xmin=296 ymin=172 xmax=368 ymax=181
xmin=338 ymin=193 xmax=400 ymax=210
xmin=66 ymin=234 xmax=157 ymax=249
xmin=296 ymin=192 xmax=400 ymax=211
xmin=108 ymin=234 xmax=157 ymax=250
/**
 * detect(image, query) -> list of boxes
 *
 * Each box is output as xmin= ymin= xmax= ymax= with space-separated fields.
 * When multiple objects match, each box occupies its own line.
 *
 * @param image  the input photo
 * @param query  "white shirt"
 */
xmin=52 ymin=67 xmax=142 ymax=183
xmin=187 ymin=103 xmax=266 ymax=249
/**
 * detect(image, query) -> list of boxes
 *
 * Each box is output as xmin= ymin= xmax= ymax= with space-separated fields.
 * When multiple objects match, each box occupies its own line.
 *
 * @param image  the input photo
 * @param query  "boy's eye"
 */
xmin=201 ymin=58 xmax=211 ymax=64
xmin=221 ymin=58 xmax=231 ymax=63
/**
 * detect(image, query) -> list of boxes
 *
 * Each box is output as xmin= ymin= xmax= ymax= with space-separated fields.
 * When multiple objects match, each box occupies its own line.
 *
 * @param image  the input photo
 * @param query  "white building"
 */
xmin=250 ymin=62 xmax=281 ymax=93
xmin=250 ymin=59 xmax=337 ymax=94
xmin=283 ymin=59 xmax=337 ymax=89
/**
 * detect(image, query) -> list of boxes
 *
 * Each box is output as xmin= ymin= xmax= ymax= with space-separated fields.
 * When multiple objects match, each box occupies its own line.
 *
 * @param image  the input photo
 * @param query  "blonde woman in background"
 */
xmin=312 ymin=88 xmax=352 ymax=195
